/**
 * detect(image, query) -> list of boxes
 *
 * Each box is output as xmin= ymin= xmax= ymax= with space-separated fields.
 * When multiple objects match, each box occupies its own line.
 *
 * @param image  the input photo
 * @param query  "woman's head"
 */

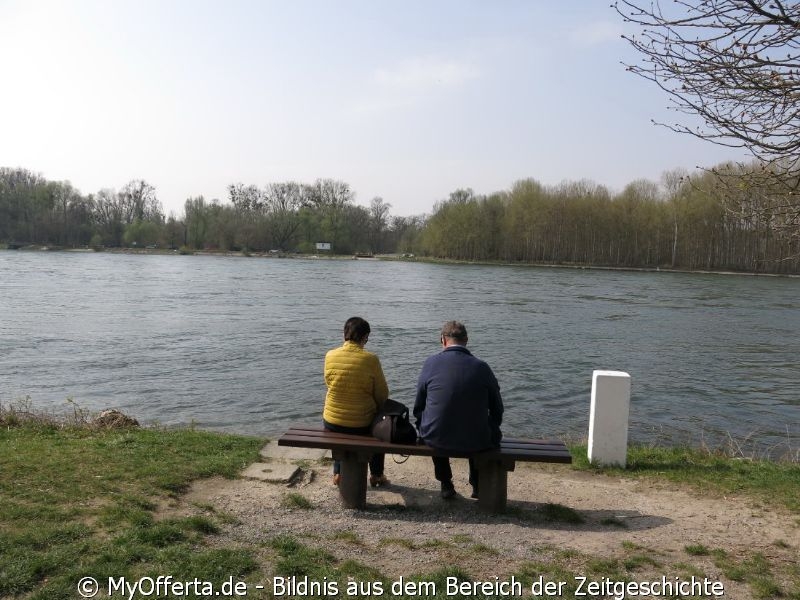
xmin=343 ymin=317 xmax=371 ymax=345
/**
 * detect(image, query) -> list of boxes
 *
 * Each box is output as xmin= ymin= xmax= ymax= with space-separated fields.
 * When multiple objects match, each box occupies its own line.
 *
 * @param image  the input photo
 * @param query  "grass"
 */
xmin=267 ymin=537 xmax=490 ymax=599
xmin=451 ymin=534 xmax=474 ymax=544
xmin=3 ymin=411 xmax=799 ymax=600
xmin=379 ymin=537 xmax=417 ymax=550
xmin=672 ymin=561 xmax=707 ymax=579
xmin=419 ymin=539 xmax=452 ymax=549
xmin=684 ymin=543 xmax=710 ymax=556
xmin=281 ymin=492 xmax=313 ymax=509
xmin=711 ymin=549 xmax=783 ymax=599
xmin=330 ymin=530 xmax=363 ymax=545
xmin=0 ymin=421 xmax=263 ymax=599
xmin=571 ymin=443 xmax=800 ymax=513
xmin=467 ymin=543 xmax=499 ymax=556
xmin=622 ymin=553 xmax=661 ymax=571
xmin=268 ymin=534 xmax=338 ymax=577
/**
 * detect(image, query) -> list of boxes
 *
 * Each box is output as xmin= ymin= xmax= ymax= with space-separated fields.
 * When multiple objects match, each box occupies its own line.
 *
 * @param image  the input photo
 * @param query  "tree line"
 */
xmin=0 ymin=168 xmax=410 ymax=256
xmin=1 ymin=164 xmax=798 ymax=273
xmin=419 ymin=165 xmax=800 ymax=273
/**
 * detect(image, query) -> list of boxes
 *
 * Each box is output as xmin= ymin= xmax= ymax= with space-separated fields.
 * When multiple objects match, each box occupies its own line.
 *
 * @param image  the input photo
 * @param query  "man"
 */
xmin=413 ymin=320 xmax=503 ymax=499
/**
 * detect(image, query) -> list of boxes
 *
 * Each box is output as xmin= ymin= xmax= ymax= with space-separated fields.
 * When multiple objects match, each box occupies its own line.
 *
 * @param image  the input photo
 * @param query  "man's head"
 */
xmin=440 ymin=320 xmax=468 ymax=347
xmin=344 ymin=317 xmax=370 ymax=345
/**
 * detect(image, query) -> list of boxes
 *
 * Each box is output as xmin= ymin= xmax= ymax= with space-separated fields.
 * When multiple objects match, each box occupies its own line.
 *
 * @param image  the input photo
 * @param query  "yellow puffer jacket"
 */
xmin=323 ymin=341 xmax=389 ymax=428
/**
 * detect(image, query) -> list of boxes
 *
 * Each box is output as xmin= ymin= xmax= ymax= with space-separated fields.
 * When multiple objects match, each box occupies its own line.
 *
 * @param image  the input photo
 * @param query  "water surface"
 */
xmin=1 ymin=252 xmax=797 ymax=453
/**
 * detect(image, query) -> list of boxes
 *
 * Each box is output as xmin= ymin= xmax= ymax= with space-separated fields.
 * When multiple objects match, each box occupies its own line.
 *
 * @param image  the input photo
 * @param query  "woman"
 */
xmin=323 ymin=316 xmax=389 ymax=487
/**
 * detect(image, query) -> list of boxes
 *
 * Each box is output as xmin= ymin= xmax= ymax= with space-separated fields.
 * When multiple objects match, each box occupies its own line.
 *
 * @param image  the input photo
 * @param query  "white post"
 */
xmin=588 ymin=370 xmax=631 ymax=467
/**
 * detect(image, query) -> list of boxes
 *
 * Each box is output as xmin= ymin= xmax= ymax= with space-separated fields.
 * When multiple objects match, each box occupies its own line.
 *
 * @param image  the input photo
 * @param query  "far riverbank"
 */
xmin=4 ymin=244 xmax=799 ymax=278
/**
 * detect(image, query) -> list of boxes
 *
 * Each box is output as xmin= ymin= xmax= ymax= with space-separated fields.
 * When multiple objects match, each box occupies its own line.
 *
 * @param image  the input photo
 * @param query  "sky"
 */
xmin=0 ymin=0 xmax=748 ymax=218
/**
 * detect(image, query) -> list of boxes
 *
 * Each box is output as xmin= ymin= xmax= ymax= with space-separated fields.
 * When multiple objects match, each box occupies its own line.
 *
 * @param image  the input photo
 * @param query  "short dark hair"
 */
xmin=344 ymin=317 xmax=370 ymax=344
xmin=441 ymin=320 xmax=468 ymax=343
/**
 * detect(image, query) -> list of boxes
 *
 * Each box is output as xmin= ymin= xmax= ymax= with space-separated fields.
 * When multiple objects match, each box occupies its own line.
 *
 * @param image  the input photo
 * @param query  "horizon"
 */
xmin=0 ymin=1 xmax=748 ymax=218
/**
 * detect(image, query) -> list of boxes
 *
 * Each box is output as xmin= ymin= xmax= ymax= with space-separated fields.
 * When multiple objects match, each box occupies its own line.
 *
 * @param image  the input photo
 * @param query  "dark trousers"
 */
xmin=432 ymin=456 xmax=478 ymax=491
xmin=323 ymin=420 xmax=385 ymax=476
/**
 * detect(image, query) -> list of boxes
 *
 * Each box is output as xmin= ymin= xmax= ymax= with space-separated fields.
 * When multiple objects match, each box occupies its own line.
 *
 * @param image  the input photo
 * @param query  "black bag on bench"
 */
xmin=371 ymin=399 xmax=417 ymax=444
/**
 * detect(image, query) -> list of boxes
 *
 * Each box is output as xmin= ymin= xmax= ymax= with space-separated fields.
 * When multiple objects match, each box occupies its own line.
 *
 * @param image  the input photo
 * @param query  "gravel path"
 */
xmin=168 ymin=447 xmax=799 ymax=599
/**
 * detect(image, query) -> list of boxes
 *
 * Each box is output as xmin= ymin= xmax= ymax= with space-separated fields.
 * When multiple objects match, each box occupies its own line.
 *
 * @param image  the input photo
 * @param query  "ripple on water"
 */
xmin=0 ymin=253 xmax=797 ymax=451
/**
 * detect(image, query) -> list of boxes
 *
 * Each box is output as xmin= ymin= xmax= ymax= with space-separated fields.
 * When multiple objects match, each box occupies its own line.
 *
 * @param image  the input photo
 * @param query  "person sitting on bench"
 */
xmin=413 ymin=320 xmax=504 ymax=499
xmin=323 ymin=316 xmax=391 ymax=488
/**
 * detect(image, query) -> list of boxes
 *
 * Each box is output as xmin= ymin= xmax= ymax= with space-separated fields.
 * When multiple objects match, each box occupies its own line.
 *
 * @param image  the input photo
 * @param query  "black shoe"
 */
xmin=370 ymin=474 xmax=389 ymax=487
xmin=440 ymin=481 xmax=456 ymax=500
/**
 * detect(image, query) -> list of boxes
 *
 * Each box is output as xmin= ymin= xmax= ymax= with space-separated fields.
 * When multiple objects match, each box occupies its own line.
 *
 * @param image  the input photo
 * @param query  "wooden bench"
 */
xmin=277 ymin=425 xmax=572 ymax=513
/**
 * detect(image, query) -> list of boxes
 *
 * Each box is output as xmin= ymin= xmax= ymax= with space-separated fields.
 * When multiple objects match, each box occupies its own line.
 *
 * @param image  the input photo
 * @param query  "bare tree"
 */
xmin=615 ymin=0 xmax=800 ymax=235
xmin=305 ymin=179 xmax=354 ymax=209
xmin=263 ymin=182 xmax=303 ymax=250
xmin=304 ymin=179 xmax=354 ymax=249
xmin=228 ymin=183 xmax=263 ymax=213
xmin=368 ymin=196 xmax=392 ymax=253
xmin=93 ymin=189 xmax=125 ymax=246
xmin=50 ymin=181 xmax=79 ymax=245
xmin=119 ymin=179 xmax=163 ymax=224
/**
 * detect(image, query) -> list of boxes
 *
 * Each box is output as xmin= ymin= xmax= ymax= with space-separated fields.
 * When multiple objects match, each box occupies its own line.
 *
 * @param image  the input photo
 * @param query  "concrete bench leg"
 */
xmin=333 ymin=451 xmax=368 ymax=509
xmin=475 ymin=458 xmax=515 ymax=513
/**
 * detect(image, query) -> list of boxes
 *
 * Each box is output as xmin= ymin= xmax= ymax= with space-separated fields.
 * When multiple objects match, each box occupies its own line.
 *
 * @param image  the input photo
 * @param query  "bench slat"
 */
xmin=286 ymin=424 xmax=563 ymax=446
xmin=279 ymin=436 xmax=571 ymax=459
xmin=277 ymin=426 xmax=572 ymax=463
xmin=280 ymin=427 xmax=567 ymax=448
xmin=279 ymin=427 xmax=569 ymax=446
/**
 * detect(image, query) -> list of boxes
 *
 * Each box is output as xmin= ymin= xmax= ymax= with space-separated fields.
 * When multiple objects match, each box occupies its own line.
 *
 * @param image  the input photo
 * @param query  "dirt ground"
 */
xmin=172 ymin=451 xmax=799 ymax=599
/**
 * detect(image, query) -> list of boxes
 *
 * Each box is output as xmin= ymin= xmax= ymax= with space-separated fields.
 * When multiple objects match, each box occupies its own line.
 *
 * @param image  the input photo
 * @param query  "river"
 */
xmin=1 ymin=251 xmax=798 ymax=455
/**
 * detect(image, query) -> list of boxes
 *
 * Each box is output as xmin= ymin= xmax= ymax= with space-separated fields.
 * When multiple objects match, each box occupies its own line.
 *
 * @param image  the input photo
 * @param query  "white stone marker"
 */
xmin=588 ymin=370 xmax=631 ymax=467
